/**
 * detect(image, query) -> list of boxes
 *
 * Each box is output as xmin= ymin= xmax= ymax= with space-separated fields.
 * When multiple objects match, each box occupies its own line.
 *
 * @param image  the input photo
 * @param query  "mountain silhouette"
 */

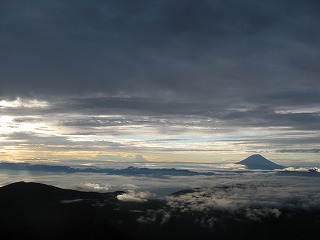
xmin=236 ymin=154 xmax=285 ymax=170
xmin=0 ymin=182 xmax=151 ymax=240
xmin=0 ymin=162 xmax=214 ymax=176
xmin=0 ymin=181 xmax=319 ymax=240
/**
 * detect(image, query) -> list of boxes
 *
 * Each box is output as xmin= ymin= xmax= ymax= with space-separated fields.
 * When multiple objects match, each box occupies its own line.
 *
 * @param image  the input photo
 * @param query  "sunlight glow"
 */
xmin=0 ymin=116 xmax=47 ymax=134
xmin=0 ymin=116 xmax=14 ymax=134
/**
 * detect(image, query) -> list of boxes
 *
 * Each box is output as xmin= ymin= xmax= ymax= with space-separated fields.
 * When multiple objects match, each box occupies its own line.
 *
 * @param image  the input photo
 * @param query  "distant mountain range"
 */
xmin=0 ymin=162 xmax=214 ymax=177
xmin=0 ymin=155 xmax=289 ymax=175
xmin=236 ymin=154 xmax=285 ymax=170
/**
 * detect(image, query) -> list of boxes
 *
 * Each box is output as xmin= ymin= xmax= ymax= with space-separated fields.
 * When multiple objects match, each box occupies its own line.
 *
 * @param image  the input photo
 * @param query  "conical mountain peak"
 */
xmin=236 ymin=154 xmax=285 ymax=170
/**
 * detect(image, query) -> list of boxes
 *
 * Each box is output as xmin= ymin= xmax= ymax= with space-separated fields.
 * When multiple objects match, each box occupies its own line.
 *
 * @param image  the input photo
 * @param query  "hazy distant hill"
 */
xmin=0 ymin=162 xmax=214 ymax=177
xmin=236 ymin=154 xmax=285 ymax=170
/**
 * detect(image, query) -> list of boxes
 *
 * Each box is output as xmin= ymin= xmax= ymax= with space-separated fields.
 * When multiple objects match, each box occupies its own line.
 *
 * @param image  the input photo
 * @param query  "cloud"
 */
xmin=95 ymin=154 xmax=147 ymax=162
xmin=0 ymin=98 xmax=49 ymax=108
xmin=244 ymin=208 xmax=281 ymax=221
xmin=276 ymin=148 xmax=320 ymax=153
xmin=1 ymin=0 xmax=320 ymax=100
xmin=133 ymin=155 xmax=147 ymax=162
xmin=1 ymin=96 xmax=320 ymax=160
xmin=1 ymin=1 xmax=320 ymax=161
xmin=282 ymin=167 xmax=320 ymax=173
xmin=137 ymin=209 xmax=171 ymax=225
xmin=165 ymin=177 xmax=320 ymax=215
xmin=117 ymin=190 xmax=153 ymax=202
xmin=82 ymin=183 xmax=112 ymax=192
xmin=132 ymin=175 xmax=320 ymax=226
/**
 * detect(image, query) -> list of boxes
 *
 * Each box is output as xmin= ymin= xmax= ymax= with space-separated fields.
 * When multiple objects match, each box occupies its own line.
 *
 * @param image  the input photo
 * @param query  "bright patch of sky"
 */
xmin=0 ymin=97 xmax=319 ymax=165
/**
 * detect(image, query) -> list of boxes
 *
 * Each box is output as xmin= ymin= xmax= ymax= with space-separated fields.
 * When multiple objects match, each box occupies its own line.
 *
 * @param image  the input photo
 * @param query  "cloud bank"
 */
xmin=136 ymin=176 xmax=320 ymax=227
xmin=1 ymin=0 xmax=320 ymax=99
xmin=1 ymin=0 xmax=320 ymax=162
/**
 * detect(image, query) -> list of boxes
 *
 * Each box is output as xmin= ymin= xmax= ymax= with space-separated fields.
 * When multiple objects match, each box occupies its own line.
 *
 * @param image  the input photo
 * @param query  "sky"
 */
xmin=0 ymin=0 xmax=320 ymax=165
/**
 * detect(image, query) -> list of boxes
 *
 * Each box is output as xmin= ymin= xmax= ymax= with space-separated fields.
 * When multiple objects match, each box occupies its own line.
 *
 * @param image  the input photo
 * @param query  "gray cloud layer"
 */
xmin=1 ymin=0 xmax=320 ymax=100
xmin=1 ymin=0 xmax=320 ymax=160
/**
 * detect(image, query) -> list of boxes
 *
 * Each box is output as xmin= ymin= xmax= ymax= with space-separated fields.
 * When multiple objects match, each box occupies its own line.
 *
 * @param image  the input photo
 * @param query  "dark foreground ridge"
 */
xmin=1 ymin=181 xmax=320 ymax=240
xmin=236 ymin=154 xmax=285 ymax=170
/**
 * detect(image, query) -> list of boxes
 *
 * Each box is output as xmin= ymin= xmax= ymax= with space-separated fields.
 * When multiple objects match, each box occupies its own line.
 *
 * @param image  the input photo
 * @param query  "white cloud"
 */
xmin=117 ymin=190 xmax=153 ymax=202
xmin=83 ymin=183 xmax=111 ymax=192
xmin=94 ymin=154 xmax=147 ymax=162
xmin=283 ymin=167 xmax=320 ymax=172
xmin=0 ymin=98 xmax=49 ymax=108
xmin=166 ymin=177 xmax=320 ymax=215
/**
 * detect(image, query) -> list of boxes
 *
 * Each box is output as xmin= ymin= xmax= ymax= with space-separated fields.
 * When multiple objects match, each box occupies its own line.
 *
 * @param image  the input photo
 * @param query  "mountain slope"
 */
xmin=0 ymin=182 xmax=162 ymax=240
xmin=236 ymin=154 xmax=284 ymax=170
xmin=0 ymin=181 xmax=319 ymax=240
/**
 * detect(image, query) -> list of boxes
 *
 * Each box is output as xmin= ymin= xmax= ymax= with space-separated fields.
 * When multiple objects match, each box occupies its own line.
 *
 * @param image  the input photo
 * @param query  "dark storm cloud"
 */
xmin=1 ymin=0 xmax=320 ymax=103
